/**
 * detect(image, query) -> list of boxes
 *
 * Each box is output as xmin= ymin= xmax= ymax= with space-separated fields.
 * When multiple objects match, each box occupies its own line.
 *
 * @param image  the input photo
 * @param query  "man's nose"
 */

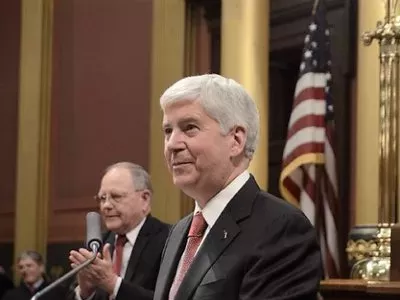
xmin=166 ymin=130 xmax=185 ymax=151
xmin=100 ymin=196 xmax=114 ymax=209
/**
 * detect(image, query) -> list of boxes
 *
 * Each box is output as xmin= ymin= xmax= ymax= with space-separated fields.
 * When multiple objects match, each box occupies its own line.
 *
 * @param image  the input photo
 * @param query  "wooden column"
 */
xmin=221 ymin=0 xmax=269 ymax=189
xmin=149 ymin=0 xmax=187 ymax=223
xmin=14 ymin=0 xmax=53 ymax=269
xmin=354 ymin=1 xmax=383 ymax=225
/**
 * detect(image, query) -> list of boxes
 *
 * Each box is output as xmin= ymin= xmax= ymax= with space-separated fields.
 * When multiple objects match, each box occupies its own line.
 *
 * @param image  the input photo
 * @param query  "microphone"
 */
xmin=31 ymin=212 xmax=103 ymax=300
xmin=86 ymin=211 xmax=102 ymax=253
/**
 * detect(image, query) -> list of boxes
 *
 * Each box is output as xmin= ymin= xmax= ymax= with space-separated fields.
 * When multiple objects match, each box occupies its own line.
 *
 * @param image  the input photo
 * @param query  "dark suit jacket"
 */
xmin=0 ymin=273 xmax=13 ymax=299
xmin=69 ymin=215 xmax=170 ymax=300
xmin=154 ymin=175 xmax=322 ymax=300
xmin=2 ymin=279 xmax=65 ymax=300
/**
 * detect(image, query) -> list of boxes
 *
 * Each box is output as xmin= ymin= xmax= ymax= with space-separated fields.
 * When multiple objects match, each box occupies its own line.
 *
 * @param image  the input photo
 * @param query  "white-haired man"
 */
xmin=69 ymin=162 xmax=170 ymax=300
xmin=154 ymin=74 xmax=322 ymax=300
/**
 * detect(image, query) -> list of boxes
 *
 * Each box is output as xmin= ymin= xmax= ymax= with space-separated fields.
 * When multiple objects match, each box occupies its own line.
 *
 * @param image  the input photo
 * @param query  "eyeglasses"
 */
xmin=94 ymin=192 xmax=129 ymax=205
xmin=94 ymin=190 xmax=144 ymax=205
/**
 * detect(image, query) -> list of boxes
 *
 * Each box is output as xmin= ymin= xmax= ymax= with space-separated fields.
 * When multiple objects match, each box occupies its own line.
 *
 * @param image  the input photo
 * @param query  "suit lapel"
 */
xmin=104 ymin=232 xmax=116 ymax=257
xmin=155 ymin=216 xmax=191 ymax=300
xmin=176 ymin=175 xmax=260 ymax=300
xmin=175 ymin=213 xmax=240 ymax=300
xmin=123 ymin=217 xmax=156 ymax=280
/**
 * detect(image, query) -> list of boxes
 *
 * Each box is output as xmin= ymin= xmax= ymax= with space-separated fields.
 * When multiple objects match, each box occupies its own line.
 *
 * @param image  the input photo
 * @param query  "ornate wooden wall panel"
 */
xmin=50 ymin=0 xmax=153 ymax=242
xmin=0 ymin=0 xmax=21 ymax=241
xmin=0 ymin=0 xmax=21 ymax=275
xmin=0 ymin=0 xmax=21 ymax=274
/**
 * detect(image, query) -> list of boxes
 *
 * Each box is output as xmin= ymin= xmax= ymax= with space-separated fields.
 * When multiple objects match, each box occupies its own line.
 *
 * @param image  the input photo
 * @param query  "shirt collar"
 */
xmin=195 ymin=170 xmax=250 ymax=228
xmin=32 ymin=277 xmax=44 ymax=290
xmin=117 ymin=216 xmax=147 ymax=245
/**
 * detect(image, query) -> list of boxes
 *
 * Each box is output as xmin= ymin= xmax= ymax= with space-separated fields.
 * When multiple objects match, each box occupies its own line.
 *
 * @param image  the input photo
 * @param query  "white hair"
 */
xmin=160 ymin=74 xmax=260 ymax=158
xmin=104 ymin=162 xmax=153 ymax=193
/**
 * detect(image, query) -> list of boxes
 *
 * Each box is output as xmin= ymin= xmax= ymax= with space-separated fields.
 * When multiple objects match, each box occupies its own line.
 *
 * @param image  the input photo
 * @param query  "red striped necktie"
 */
xmin=113 ymin=234 xmax=128 ymax=276
xmin=169 ymin=212 xmax=207 ymax=300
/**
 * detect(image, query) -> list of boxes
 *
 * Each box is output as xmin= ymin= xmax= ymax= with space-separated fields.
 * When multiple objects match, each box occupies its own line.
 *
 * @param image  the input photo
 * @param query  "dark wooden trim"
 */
xmin=321 ymin=279 xmax=400 ymax=299
xmin=271 ymin=0 xmax=346 ymax=26
xmin=187 ymin=0 xmax=221 ymax=73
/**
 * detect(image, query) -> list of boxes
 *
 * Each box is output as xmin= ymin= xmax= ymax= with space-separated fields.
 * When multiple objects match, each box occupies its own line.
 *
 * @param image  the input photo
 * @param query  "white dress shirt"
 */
xmin=75 ymin=217 xmax=147 ymax=300
xmin=31 ymin=277 xmax=44 ymax=291
xmin=171 ymin=170 xmax=250 ymax=283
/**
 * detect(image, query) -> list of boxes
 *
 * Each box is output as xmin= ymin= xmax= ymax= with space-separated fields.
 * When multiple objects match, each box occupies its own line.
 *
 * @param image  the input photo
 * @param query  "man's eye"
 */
xmin=163 ymin=127 xmax=172 ymax=135
xmin=185 ymin=124 xmax=197 ymax=131
xmin=111 ymin=194 xmax=122 ymax=200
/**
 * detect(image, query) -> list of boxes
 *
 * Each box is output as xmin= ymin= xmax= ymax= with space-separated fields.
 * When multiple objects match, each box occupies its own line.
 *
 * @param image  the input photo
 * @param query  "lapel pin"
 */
xmin=223 ymin=230 xmax=228 ymax=240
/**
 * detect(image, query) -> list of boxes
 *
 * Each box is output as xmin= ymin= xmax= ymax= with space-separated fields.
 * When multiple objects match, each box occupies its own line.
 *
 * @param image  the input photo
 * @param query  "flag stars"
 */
xmin=309 ymin=22 xmax=317 ymax=31
xmin=312 ymin=60 xmax=317 ymax=66
xmin=326 ymin=72 xmax=332 ymax=80
xmin=304 ymin=50 xmax=312 ymax=58
xmin=311 ymin=41 xmax=318 ymax=48
xmin=300 ymin=62 xmax=306 ymax=71
xmin=327 ymin=104 xmax=334 ymax=112
xmin=305 ymin=35 xmax=310 ymax=43
xmin=325 ymin=29 xmax=330 ymax=36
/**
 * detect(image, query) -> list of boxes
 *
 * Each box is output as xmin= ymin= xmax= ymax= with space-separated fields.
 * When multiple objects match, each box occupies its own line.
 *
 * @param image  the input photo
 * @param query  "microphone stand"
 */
xmin=31 ymin=248 xmax=99 ymax=300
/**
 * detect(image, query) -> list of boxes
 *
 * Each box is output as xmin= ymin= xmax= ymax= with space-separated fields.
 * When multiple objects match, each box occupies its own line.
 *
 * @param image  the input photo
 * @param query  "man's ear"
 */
xmin=141 ymin=190 xmax=152 ymax=214
xmin=230 ymin=126 xmax=247 ymax=156
xmin=141 ymin=190 xmax=152 ymax=202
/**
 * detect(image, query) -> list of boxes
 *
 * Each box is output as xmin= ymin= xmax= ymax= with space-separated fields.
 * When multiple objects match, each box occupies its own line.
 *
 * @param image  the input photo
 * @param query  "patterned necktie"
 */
xmin=113 ymin=234 xmax=128 ymax=276
xmin=27 ymin=284 xmax=35 ymax=294
xmin=169 ymin=212 xmax=207 ymax=300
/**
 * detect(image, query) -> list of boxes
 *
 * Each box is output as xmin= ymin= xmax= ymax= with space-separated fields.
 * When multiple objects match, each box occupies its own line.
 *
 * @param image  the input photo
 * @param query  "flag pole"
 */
xmin=314 ymin=163 xmax=330 ymax=277
xmin=312 ymin=0 xmax=320 ymax=15
xmin=314 ymin=164 xmax=322 ymax=237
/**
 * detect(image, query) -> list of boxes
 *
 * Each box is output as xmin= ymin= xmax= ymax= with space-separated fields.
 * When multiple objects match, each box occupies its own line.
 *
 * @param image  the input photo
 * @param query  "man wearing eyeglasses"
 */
xmin=68 ymin=162 xmax=170 ymax=300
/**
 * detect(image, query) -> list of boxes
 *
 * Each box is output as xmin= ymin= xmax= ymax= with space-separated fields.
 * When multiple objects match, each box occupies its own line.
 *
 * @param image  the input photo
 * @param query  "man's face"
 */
xmin=162 ymin=100 xmax=237 ymax=200
xmin=98 ymin=168 xmax=150 ymax=234
xmin=18 ymin=258 xmax=43 ymax=285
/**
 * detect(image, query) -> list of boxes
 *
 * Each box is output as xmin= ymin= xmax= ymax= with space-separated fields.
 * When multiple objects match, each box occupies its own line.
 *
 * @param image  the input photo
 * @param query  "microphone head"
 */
xmin=86 ymin=212 xmax=102 ymax=253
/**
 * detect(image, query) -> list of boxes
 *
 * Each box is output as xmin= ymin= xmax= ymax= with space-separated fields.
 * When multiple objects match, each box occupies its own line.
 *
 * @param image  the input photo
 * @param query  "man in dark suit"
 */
xmin=0 ymin=267 xmax=13 ymax=299
xmin=155 ymin=74 xmax=322 ymax=300
xmin=68 ymin=162 xmax=170 ymax=300
xmin=2 ymin=251 xmax=66 ymax=300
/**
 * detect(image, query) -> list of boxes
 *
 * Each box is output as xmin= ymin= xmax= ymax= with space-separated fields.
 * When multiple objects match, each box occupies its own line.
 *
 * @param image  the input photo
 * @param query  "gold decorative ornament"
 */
xmin=347 ymin=0 xmax=400 ymax=280
xmin=348 ymin=224 xmax=392 ymax=280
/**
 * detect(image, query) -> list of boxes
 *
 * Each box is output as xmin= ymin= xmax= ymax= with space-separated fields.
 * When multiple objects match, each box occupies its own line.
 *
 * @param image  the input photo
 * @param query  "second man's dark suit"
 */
xmin=3 ymin=279 xmax=66 ymax=300
xmin=154 ymin=175 xmax=322 ymax=300
xmin=69 ymin=215 xmax=170 ymax=300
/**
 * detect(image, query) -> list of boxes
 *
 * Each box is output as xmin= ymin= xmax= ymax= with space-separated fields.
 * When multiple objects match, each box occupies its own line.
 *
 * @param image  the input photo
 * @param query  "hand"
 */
xmin=94 ymin=244 xmax=118 ymax=293
xmin=69 ymin=249 xmax=97 ymax=298
xmin=70 ymin=244 xmax=118 ymax=295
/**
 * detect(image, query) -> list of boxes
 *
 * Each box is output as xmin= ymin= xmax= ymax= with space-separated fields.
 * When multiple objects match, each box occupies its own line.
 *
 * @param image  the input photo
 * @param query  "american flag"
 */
xmin=279 ymin=0 xmax=340 ymax=278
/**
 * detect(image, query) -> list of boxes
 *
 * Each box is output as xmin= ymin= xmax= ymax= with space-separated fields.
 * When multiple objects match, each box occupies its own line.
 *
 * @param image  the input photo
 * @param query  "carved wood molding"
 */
xmin=186 ymin=0 xmax=221 ymax=73
xmin=187 ymin=0 xmax=221 ymax=29
xmin=271 ymin=0 xmax=347 ymax=26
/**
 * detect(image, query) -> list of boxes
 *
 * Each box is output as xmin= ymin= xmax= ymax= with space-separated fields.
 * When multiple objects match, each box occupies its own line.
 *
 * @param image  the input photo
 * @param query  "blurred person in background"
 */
xmin=2 ymin=250 xmax=65 ymax=300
